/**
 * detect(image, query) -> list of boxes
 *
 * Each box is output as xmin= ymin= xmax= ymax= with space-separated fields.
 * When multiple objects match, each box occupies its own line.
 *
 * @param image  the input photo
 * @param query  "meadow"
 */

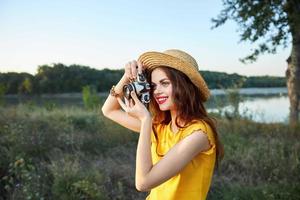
xmin=0 ymin=100 xmax=299 ymax=200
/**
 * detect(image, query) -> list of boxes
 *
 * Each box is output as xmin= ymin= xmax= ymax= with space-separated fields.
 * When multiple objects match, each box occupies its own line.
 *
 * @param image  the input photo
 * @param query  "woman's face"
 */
xmin=151 ymin=68 xmax=175 ymax=111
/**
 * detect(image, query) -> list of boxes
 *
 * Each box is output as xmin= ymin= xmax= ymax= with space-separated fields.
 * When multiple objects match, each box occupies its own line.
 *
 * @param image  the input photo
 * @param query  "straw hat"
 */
xmin=138 ymin=49 xmax=210 ymax=101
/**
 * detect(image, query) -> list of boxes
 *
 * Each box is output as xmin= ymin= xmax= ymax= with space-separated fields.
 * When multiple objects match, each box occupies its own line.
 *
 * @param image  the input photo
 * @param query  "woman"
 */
xmin=101 ymin=49 xmax=223 ymax=200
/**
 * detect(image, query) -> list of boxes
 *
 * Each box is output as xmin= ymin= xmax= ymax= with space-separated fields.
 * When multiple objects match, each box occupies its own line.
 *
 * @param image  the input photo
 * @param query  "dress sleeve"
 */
xmin=180 ymin=120 xmax=216 ymax=155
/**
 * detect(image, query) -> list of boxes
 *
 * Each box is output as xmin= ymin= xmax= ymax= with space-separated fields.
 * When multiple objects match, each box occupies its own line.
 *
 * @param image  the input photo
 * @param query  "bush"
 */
xmin=82 ymin=85 xmax=101 ymax=110
xmin=0 ymin=104 xmax=299 ymax=199
xmin=0 ymin=83 xmax=6 ymax=106
xmin=50 ymin=155 xmax=107 ymax=200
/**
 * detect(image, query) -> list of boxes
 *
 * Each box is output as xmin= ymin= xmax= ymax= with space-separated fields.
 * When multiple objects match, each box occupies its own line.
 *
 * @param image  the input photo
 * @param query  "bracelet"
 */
xmin=110 ymin=85 xmax=120 ymax=97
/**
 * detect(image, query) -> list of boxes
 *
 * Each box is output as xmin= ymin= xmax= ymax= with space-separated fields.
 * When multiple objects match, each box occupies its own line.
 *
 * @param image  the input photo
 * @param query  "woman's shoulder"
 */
xmin=184 ymin=119 xmax=212 ymax=132
xmin=180 ymin=119 xmax=215 ymax=143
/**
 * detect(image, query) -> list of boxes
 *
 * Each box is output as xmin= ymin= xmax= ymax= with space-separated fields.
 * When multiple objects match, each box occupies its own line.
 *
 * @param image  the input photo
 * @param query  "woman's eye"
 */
xmin=162 ymin=82 xmax=169 ymax=86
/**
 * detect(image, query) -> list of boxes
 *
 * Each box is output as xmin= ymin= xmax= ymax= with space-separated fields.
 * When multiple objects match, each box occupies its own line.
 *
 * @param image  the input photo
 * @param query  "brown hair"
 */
xmin=146 ymin=66 xmax=224 ymax=168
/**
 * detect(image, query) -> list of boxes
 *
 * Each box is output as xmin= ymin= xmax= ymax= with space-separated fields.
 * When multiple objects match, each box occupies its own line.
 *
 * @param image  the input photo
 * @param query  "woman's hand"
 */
xmin=118 ymin=60 xmax=150 ymax=121
xmin=117 ymin=91 xmax=151 ymax=122
xmin=124 ymin=60 xmax=143 ymax=82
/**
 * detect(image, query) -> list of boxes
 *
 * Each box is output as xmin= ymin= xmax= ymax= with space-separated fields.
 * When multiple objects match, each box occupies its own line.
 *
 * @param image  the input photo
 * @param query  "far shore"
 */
xmin=4 ymin=87 xmax=288 ymax=98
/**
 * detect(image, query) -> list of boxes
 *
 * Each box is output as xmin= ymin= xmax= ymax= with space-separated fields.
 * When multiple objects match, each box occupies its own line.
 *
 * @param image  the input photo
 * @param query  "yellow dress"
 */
xmin=146 ymin=120 xmax=216 ymax=200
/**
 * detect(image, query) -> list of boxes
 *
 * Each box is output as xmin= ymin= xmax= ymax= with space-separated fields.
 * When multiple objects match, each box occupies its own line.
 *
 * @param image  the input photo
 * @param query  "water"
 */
xmin=207 ymin=95 xmax=289 ymax=123
xmin=210 ymin=87 xmax=287 ymax=96
xmin=207 ymin=87 xmax=289 ymax=123
xmin=4 ymin=88 xmax=290 ymax=123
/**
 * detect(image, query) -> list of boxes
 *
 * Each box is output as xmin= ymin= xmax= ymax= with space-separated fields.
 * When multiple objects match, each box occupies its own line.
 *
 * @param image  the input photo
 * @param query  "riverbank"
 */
xmin=211 ymin=87 xmax=287 ymax=96
xmin=3 ymin=87 xmax=290 ymax=123
xmin=3 ymin=87 xmax=287 ymax=98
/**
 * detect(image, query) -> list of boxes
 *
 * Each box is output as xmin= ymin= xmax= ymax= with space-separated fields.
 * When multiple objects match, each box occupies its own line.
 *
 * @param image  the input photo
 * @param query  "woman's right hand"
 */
xmin=124 ymin=60 xmax=143 ymax=82
xmin=101 ymin=59 xmax=144 ymax=133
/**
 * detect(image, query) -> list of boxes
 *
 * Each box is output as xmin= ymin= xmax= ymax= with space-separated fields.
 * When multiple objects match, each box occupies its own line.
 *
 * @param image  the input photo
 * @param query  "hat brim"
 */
xmin=138 ymin=51 xmax=210 ymax=101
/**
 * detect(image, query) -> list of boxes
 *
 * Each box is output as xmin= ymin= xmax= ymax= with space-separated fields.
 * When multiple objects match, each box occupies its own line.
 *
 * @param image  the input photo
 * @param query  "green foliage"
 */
xmin=36 ymin=64 xmax=99 ymax=93
xmin=0 ymin=65 xmax=286 ymax=95
xmin=0 ymin=104 xmax=137 ymax=199
xmin=212 ymin=0 xmax=300 ymax=63
xmin=207 ymin=88 xmax=248 ymax=121
xmin=18 ymin=78 xmax=33 ymax=95
xmin=35 ymin=63 xmax=123 ymax=93
xmin=0 ymin=72 xmax=34 ymax=94
xmin=82 ymin=85 xmax=101 ymax=110
xmin=0 ymin=104 xmax=299 ymax=199
xmin=0 ymin=83 xmax=6 ymax=105
xmin=207 ymin=119 xmax=300 ymax=199
xmin=202 ymin=71 xmax=246 ymax=89
xmin=201 ymin=70 xmax=285 ymax=89
xmin=50 ymin=156 xmax=106 ymax=200
xmin=1 ymin=157 xmax=46 ymax=200
xmin=243 ymin=75 xmax=287 ymax=88
xmin=44 ymin=101 xmax=57 ymax=111
xmin=208 ymin=183 xmax=300 ymax=200
xmin=225 ymin=88 xmax=243 ymax=119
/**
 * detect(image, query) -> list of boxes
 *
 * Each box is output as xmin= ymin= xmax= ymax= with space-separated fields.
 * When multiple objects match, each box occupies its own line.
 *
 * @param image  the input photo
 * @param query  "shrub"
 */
xmin=82 ymin=85 xmax=101 ymax=110
xmin=50 ymin=155 xmax=107 ymax=200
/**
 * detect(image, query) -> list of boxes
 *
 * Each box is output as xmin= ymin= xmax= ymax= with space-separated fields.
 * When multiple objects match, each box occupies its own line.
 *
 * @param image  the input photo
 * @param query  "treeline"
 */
xmin=203 ymin=71 xmax=287 ymax=89
xmin=0 ymin=63 xmax=286 ymax=94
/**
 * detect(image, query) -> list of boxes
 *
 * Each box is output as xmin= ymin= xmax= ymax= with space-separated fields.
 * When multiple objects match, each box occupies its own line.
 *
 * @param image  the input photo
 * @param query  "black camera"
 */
xmin=123 ymin=72 xmax=151 ymax=106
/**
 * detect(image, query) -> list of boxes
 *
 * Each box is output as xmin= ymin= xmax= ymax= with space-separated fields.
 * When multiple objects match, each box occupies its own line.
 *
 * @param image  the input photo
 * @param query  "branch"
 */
xmin=211 ymin=0 xmax=290 ymax=64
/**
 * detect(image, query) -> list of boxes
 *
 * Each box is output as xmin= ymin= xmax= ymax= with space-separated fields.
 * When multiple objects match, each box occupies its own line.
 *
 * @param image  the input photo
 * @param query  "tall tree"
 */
xmin=212 ymin=0 xmax=300 ymax=125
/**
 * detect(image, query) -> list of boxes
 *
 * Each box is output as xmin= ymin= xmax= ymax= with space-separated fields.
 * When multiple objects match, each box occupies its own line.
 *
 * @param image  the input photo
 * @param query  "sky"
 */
xmin=0 ymin=0 xmax=291 ymax=77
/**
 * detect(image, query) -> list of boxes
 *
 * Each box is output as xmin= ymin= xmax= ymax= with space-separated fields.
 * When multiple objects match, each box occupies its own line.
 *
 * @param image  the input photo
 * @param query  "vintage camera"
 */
xmin=123 ymin=71 xmax=151 ymax=106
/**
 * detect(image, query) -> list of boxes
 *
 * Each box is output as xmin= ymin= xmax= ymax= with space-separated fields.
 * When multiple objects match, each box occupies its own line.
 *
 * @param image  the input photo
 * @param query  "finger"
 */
xmin=130 ymin=91 xmax=140 ymax=103
xmin=117 ymin=97 xmax=128 ymax=112
xmin=130 ymin=60 xmax=138 ymax=79
xmin=137 ymin=61 xmax=143 ymax=74
xmin=125 ymin=62 xmax=131 ymax=81
xmin=124 ymin=97 xmax=129 ymax=107
xmin=129 ymin=98 xmax=134 ymax=107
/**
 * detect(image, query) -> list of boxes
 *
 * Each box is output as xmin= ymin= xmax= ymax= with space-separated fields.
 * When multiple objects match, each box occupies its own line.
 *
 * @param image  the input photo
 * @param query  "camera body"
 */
xmin=123 ymin=72 xmax=151 ymax=106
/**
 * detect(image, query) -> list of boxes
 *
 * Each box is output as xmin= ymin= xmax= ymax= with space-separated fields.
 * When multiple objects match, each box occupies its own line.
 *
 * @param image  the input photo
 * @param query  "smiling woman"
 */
xmin=101 ymin=49 xmax=224 ymax=200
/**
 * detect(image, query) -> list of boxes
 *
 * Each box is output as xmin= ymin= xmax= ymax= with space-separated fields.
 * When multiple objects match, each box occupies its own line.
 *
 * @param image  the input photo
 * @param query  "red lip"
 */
xmin=156 ymin=96 xmax=168 ymax=105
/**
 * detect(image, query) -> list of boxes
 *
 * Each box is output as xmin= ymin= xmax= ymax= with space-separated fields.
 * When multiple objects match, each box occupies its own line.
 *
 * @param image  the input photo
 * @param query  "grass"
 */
xmin=207 ymin=118 xmax=300 ymax=199
xmin=0 ymin=103 xmax=299 ymax=199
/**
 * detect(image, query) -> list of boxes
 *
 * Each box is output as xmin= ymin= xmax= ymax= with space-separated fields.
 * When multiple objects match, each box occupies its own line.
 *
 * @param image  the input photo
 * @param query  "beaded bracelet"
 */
xmin=110 ymin=85 xmax=120 ymax=97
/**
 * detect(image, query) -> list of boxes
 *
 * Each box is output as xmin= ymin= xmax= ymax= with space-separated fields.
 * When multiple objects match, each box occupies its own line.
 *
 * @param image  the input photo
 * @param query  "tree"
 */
xmin=18 ymin=78 xmax=33 ymax=95
xmin=212 ymin=0 xmax=300 ymax=125
xmin=82 ymin=85 xmax=101 ymax=110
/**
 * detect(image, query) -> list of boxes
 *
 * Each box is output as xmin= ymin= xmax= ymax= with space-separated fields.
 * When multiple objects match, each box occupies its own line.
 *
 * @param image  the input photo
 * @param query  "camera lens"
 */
xmin=143 ymin=94 xmax=150 ymax=103
xmin=123 ymin=84 xmax=134 ymax=99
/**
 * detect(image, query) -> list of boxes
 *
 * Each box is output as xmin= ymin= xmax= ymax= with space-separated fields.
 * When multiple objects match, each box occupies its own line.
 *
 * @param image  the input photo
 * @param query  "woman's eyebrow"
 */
xmin=151 ymin=78 xmax=169 ymax=84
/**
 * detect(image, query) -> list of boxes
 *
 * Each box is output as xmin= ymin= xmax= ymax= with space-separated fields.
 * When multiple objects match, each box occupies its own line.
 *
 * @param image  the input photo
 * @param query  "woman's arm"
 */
xmin=101 ymin=62 xmax=142 ymax=133
xmin=135 ymin=119 xmax=210 ymax=192
xmin=135 ymin=115 xmax=153 ymax=190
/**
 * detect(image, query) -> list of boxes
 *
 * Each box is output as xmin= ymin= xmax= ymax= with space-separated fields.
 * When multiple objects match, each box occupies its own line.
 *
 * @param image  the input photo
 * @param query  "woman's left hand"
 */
xmin=117 ymin=91 xmax=151 ymax=121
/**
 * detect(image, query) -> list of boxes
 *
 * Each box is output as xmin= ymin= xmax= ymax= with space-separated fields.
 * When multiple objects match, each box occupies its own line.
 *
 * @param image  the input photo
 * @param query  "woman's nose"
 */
xmin=153 ymin=85 xmax=161 ymax=95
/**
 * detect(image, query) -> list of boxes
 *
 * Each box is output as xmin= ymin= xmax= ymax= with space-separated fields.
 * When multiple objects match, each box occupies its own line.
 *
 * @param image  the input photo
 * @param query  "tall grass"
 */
xmin=0 ymin=104 xmax=140 ymax=200
xmin=208 ymin=118 xmax=300 ymax=199
xmin=0 ymin=103 xmax=299 ymax=199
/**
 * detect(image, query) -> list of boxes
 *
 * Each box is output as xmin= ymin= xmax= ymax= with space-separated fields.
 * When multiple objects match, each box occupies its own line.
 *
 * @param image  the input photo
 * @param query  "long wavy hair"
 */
xmin=146 ymin=66 xmax=224 ymax=168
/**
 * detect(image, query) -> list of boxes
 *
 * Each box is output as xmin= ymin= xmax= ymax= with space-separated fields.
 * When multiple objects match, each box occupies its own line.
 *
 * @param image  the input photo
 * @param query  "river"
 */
xmin=4 ymin=87 xmax=289 ymax=123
